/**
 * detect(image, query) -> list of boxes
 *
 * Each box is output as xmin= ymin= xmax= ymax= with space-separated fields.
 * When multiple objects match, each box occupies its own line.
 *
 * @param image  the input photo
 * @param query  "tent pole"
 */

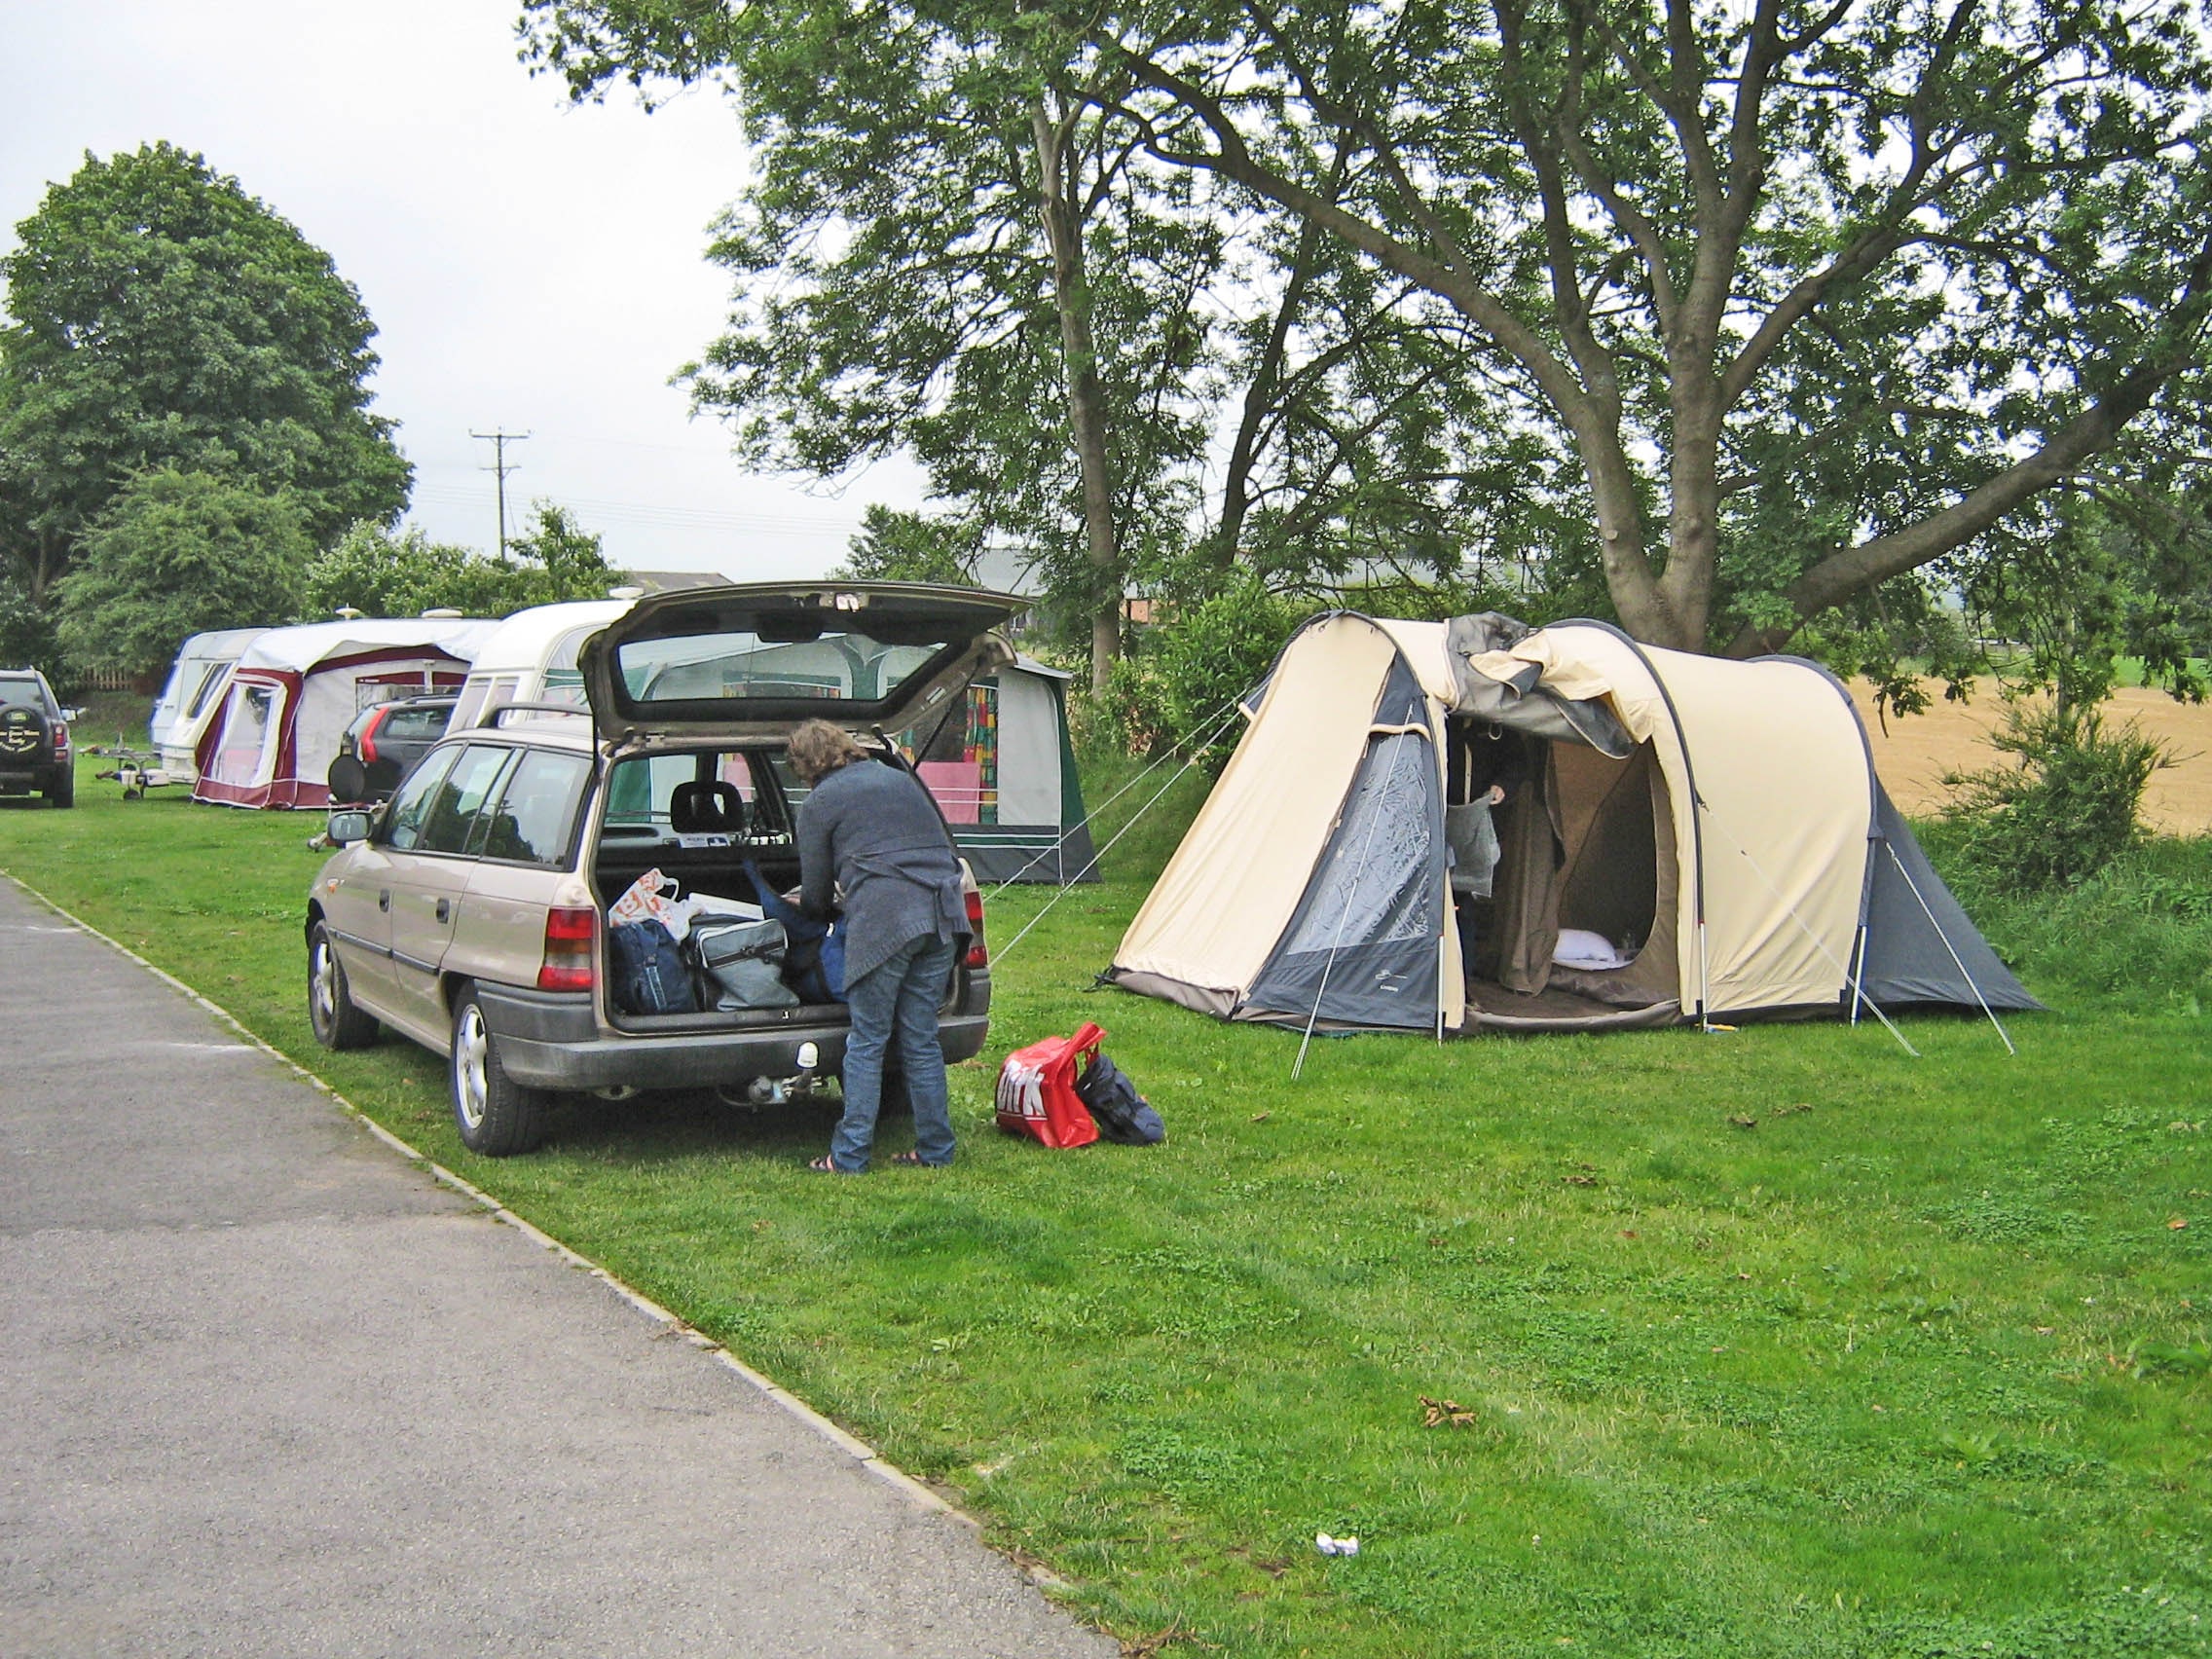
xmin=1848 ymin=926 xmax=1869 ymax=1027
xmin=1697 ymin=918 xmax=1712 ymax=1033
xmin=1883 ymin=842 xmax=2018 ymax=1055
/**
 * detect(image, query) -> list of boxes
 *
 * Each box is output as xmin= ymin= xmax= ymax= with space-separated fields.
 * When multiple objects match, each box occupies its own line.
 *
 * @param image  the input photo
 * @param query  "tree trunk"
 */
xmin=1032 ymin=104 xmax=1121 ymax=694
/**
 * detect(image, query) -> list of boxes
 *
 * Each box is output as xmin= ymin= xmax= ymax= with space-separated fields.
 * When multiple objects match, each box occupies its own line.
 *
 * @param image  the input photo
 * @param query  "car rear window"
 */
xmin=0 ymin=681 xmax=45 ymax=711
xmin=613 ymin=627 xmax=943 ymax=708
xmin=384 ymin=705 xmax=454 ymax=743
xmin=480 ymin=750 xmax=590 ymax=866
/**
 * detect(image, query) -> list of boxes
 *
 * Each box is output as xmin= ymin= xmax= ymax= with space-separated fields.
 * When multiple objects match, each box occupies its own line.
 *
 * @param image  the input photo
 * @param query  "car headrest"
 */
xmin=669 ymin=780 xmax=745 ymax=835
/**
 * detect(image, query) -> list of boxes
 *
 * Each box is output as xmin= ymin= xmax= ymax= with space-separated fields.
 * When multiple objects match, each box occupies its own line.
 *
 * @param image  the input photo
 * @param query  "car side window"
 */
xmin=478 ymin=750 xmax=590 ymax=866
xmin=416 ymin=745 xmax=515 ymax=856
xmin=384 ymin=747 xmax=460 ymax=851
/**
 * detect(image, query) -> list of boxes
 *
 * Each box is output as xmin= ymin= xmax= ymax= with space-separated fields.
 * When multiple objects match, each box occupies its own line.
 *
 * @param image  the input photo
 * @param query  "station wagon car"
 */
xmin=304 ymin=582 xmax=1020 ymax=1155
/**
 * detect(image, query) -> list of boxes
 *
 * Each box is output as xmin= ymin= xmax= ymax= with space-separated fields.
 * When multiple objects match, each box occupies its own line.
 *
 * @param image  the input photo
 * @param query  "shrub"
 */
xmin=1094 ymin=575 xmax=1306 ymax=765
xmin=1939 ymin=701 xmax=2169 ymax=892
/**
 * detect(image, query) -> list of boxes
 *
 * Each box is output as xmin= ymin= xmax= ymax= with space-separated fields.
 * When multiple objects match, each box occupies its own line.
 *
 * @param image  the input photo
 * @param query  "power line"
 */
xmin=469 ymin=428 xmax=531 ymax=557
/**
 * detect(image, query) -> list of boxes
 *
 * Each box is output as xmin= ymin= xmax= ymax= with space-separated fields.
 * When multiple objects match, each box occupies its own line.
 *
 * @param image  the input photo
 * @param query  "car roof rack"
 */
xmin=483 ymin=701 xmax=594 ymax=728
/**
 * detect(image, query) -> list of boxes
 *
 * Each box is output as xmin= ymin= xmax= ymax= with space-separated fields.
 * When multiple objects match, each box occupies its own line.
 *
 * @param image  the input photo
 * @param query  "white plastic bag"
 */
xmin=608 ymin=868 xmax=687 ymax=941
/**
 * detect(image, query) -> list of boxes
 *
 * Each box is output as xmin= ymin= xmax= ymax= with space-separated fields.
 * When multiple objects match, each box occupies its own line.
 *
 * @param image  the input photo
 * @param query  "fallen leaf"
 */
xmin=2168 ymin=1217 xmax=2189 ymax=1231
xmin=1250 ymin=1111 xmax=1272 ymax=1124
xmin=1419 ymin=1394 xmax=1481 ymax=1429
xmin=1562 ymin=1173 xmax=1599 ymax=1187
xmin=1619 ymin=1230 xmax=1639 ymax=1239
xmin=2035 ymin=1326 xmax=2054 ymax=1335
xmin=1727 ymin=1115 xmax=1757 ymax=1129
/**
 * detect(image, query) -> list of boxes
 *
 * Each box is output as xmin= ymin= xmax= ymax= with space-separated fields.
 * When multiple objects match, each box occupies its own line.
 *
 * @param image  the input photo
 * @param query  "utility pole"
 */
xmin=469 ymin=428 xmax=531 ymax=559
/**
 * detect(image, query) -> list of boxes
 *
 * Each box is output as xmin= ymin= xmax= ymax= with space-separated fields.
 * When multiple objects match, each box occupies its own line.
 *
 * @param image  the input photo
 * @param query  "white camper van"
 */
xmin=151 ymin=628 xmax=268 ymax=780
xmin=447 ymin=599 xmax=637 ymax=732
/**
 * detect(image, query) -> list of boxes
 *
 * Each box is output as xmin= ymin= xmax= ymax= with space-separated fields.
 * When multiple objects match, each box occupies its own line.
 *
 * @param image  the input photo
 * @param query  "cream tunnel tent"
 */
xmin=1107 ymin=612 xmax=2039 ymax=1033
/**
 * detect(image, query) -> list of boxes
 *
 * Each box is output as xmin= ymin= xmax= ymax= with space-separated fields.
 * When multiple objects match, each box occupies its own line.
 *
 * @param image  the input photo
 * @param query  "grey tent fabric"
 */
xmin=1243 ymin=729 xmax=1443 ymax=1029
xmin=1445 ymin=612 xmax=1635 ymax=756
xmin=1243 ymin=673 xmax=1446 ymax=1031
xmin=1859 ymin=787 xmax=2043 ymax=1011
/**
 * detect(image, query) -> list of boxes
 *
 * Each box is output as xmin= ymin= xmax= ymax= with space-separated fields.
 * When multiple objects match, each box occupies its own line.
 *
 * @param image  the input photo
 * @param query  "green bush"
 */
xmin=1939 ymin=701 xmax=2168 ymax=892
xmin=1093 ymin=575 xmax=1307 ymax=765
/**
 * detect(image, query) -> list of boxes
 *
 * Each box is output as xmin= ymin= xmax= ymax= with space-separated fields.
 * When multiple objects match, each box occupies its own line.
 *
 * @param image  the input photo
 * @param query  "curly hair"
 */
xmin=787 ymin=719 xmax=869 ymax=784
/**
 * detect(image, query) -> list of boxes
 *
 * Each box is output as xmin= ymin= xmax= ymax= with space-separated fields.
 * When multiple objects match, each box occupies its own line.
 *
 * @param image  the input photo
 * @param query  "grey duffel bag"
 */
xmin=690 ymin=918 xmax=799 ymax=1011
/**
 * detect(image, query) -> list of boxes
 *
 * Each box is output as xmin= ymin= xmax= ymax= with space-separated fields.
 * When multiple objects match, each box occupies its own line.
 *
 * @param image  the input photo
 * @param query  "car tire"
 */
xmin=46 ymin=766 xmax=73 ymax=809
xmin=308 ymin=921 xmax=379 ymax=1050
xmin=449 ymin=983 xmax=548 ymax=1157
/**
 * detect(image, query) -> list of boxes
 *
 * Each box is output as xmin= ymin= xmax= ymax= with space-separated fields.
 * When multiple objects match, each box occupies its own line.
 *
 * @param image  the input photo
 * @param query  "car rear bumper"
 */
xmin=475 ymin=981 xmax=991 ymax=1092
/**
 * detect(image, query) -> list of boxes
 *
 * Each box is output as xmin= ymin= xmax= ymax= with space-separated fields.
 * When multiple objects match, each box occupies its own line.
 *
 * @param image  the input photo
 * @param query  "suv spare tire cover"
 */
xmin=327 ymin=753 xmax=370 ymax=803
xmin=0 ymin=704 xmax=50 ymax=760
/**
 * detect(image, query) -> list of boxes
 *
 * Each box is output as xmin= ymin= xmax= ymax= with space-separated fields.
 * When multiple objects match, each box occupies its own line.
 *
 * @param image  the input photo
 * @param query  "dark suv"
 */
xmin=0 ymin=670 xmax=77 ymax=809
xmin=328 ymin=694 xmax=459 ymax=803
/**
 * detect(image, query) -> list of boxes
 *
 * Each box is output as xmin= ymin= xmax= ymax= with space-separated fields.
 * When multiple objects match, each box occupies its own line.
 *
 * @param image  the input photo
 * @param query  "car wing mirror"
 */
xmin=326 ymin=809 xmax=375 ymax=846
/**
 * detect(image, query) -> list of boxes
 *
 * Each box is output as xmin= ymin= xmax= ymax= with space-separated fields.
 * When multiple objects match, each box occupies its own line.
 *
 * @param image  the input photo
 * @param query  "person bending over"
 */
xmin=789 ymin=719 xmax=966 ymax=1173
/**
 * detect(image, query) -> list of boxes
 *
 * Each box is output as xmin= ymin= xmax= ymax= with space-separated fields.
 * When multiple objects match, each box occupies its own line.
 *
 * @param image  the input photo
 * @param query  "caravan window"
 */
xmin=183 ymin=661 xmax=232 ymax=719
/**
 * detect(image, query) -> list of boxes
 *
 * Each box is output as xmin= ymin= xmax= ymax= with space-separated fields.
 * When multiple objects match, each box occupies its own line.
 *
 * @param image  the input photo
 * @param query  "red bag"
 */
xmin=994 ymin=1022 xmax=1104 ymax=1149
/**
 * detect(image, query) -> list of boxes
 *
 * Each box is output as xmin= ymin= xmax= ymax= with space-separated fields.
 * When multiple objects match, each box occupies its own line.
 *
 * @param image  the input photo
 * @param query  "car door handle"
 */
xmin=378 ymin=889 xmax=390 ymax=912
xmin=435 ymin=898 xmax=451 ymax=923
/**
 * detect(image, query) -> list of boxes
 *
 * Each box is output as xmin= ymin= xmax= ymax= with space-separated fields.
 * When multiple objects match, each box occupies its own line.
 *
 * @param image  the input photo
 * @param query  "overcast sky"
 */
xmin=0 ymin=0 xmax=924 ymax=578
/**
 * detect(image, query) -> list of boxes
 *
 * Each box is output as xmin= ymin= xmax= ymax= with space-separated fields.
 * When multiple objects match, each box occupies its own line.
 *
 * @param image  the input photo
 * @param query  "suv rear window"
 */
xmin=0 ymin=680 xmax=46 ymax=711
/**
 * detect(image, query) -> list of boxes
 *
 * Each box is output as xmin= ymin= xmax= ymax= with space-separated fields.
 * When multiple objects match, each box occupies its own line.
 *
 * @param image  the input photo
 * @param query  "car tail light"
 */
xmin=52 ymin=723 xmax=68 ymax=756
xmin=964 ymin=888 xmax=987 ymax=969
xmin=356 ymin=705 xmax=388 ymax=764
xmin=538 ymin=905 xmax=596 ymax=991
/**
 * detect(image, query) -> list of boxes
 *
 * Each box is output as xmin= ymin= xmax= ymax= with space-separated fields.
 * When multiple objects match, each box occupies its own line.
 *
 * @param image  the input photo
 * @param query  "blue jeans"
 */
xmin=830 ymin=933 xmax=958 ymax=1171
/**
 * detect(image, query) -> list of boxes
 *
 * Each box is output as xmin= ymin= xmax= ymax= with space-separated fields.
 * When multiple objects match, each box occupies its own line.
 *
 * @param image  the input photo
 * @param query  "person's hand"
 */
xmin=1487 ymin=784 xmax=1506 ymax=806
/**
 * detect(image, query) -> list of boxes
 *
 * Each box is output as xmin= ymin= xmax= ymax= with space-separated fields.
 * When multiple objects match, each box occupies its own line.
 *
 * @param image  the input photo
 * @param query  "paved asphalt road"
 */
xmin=0 ymin=877 xmax=1117 ymax=1658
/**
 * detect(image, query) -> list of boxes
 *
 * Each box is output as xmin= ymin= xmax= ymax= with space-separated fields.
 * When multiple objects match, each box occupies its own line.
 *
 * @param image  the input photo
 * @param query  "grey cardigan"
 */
xmin=796 ymin=757 xmax=966 ymax=984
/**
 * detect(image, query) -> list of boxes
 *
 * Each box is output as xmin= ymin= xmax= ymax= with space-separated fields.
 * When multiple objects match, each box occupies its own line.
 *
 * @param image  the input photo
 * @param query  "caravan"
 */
xmin=192 ymin=618 xmax=496 ymax=809
xmin=151 ymin=627 xmax=267 ymax=781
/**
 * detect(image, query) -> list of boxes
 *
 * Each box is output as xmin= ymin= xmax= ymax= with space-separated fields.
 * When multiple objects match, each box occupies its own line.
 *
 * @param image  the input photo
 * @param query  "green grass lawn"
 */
xmin=5 ymin=756 xmax=2209 ymax=1658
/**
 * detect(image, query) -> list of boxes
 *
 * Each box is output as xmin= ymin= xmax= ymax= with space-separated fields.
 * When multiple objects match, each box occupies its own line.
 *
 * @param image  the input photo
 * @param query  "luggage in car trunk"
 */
xmin=691 ymin=917 xmax=799 ymax=1010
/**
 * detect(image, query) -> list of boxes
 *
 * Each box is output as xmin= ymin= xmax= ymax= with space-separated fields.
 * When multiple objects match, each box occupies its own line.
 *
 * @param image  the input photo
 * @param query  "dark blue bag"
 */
xmin=607 ymin=918 xmax=700 ymax=1014
xmin=1073 ymin=1051 xmax=1165 ymax=1145
xmin=743 ymin=863 xmax=846 ymax=1003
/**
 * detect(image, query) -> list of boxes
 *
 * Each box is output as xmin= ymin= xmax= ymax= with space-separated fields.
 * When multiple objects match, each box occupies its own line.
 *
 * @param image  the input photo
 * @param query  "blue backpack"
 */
xmin=607 ymin=918 xmax=699 ymax=1014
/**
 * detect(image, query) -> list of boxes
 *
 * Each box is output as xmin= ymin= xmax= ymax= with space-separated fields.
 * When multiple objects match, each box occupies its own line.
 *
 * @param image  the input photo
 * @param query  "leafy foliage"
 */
xmin=1097 ymin=574 xmax=1307 ymax=763
xmin=52 ymin=469 xmax=310 ymax=680
xmin=1940 ymin=703 xmax=2171 ymax=892
xmin=526 ymin=0 xmax=2212 ymax=665
xmin=300 ymin=502 xmax=612 ymax=620
xmin=0 ymin=143 xmax=411 ymax=610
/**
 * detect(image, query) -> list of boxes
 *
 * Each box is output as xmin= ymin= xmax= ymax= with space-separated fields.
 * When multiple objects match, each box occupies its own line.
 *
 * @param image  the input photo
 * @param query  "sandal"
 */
xmin=807 ymin=1155 xmax=858 ymax=1174
xmin=889 ymin=1150 xmax=942 ymax=1167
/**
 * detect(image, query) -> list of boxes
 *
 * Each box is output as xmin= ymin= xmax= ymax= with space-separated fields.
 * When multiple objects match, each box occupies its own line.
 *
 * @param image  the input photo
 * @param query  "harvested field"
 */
xmin=1846 ymin=678 xmax=2212 ymax=834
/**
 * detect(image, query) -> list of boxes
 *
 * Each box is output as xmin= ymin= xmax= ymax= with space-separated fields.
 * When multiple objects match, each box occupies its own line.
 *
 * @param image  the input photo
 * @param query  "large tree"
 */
xmin=524 ymin=0 xmax=2212 ymax=661
xmin=1074 ymin=0 xmax=2212 ymax=653
xmin=0 ymin=142 xmax=412 ymax=607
